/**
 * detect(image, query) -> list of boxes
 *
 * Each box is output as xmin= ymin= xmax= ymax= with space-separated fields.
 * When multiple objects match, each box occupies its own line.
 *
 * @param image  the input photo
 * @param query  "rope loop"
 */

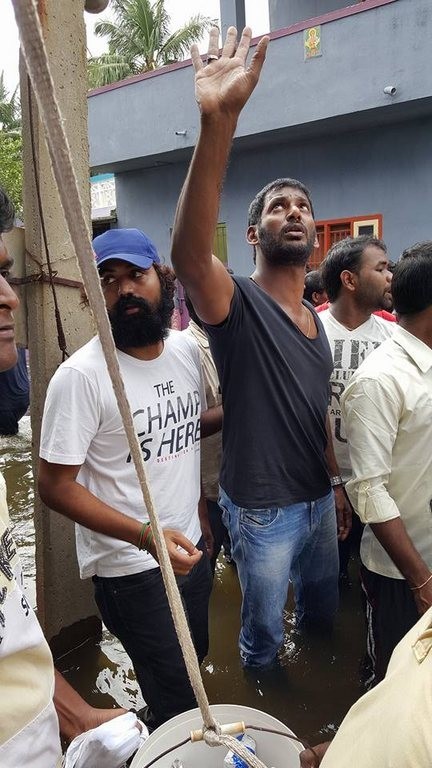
xmin=202 ymin=724 xmax=222 ymax=747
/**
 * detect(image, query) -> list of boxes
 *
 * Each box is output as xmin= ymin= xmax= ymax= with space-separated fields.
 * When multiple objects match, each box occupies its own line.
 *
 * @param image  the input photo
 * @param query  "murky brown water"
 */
xmin=1 ymin=419 xmax=366 ymax=746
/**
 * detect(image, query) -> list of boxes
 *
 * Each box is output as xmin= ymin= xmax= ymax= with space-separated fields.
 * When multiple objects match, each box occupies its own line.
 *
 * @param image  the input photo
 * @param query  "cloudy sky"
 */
xmin=1 ymin=0 xmax=269 ymax=93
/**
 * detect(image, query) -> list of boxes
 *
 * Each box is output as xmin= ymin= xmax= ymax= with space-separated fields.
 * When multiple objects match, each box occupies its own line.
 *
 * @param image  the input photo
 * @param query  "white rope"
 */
xmin=210 ymin=733 xmax=269 ymax=768
xmin=11 ymin=0 xmax=218 ymax=735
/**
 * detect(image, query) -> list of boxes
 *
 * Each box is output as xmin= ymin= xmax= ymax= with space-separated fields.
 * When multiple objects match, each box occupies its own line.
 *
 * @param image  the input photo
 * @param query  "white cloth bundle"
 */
xmin=64 ymin=712 xmax=147 ymax=768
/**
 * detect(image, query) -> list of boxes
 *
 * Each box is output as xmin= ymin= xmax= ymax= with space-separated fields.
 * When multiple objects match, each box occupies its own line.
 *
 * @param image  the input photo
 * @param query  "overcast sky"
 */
xmin=0 ymin=0 xmax=269 ymax=94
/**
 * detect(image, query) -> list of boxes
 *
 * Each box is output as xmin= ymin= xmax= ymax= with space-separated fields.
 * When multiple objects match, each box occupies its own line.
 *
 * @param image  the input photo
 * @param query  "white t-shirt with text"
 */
xmin=320 ymin=309 xmax=395 ymax=482
xmin=40 ymin=331 xmax=204 ymax=578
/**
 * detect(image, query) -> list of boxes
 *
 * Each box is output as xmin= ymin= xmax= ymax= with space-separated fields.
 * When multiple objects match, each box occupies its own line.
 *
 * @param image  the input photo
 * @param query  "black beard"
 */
xmin=258 ymin=224 xmax=316 ymax=266
xmin=109 ymin=291 xmax=174 ymax=349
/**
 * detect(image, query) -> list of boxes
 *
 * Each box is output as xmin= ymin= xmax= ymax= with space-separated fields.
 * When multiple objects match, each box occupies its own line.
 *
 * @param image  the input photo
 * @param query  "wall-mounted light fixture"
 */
xmin=175 ymin=130 xmax=187 ymax=136
xmin=383 ymin=85 xmax=397 ymax=96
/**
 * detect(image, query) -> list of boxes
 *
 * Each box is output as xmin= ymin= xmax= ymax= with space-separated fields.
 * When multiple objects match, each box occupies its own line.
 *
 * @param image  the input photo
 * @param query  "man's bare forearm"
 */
xmin=38 ymin=461 xmax=141 ymax=546
xmin=54 ymin=670 xmax=127 ymax=742
xmin=370 ymin=517 xmax=430 ymax=586
xmin=54 ymin=670 xmax=96 ymax=741
xmin=201 ymin=404 xmax=223 ymax=438
xmin=171 ymin=27 xmax=268 ymax=322
xmin=38 ymin=460 xmax=204 ymax=575
xmin=324 ymin=413 xmax=341 ymax=478
xmin=172 ymin=115 xmax=237 ymax=284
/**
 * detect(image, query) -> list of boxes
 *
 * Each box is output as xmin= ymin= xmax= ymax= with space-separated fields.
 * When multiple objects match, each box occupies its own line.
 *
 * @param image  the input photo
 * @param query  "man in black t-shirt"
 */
xmin=171 ymin=26 xmax=351 ymax=669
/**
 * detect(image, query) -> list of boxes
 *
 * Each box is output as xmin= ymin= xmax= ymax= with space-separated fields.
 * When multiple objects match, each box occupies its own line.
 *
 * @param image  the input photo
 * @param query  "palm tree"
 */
xmin=88 ymin=0 xmax=215 ymax=88
xmin=0 ymin=72 xmax=21 ymax=136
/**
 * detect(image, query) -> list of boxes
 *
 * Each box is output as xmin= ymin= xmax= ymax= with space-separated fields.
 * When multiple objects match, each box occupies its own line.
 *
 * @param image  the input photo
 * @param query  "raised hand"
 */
xmin=191 ymin=26 xmax=269 ymax=120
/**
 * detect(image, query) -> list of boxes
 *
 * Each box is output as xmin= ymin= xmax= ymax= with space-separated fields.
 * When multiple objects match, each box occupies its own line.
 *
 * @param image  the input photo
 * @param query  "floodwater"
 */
xmin=1 ymin=416 xmax=366 ymax=748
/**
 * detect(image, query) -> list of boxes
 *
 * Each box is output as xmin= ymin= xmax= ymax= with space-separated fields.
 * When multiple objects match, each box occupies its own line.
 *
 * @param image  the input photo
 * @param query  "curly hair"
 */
xmin=154 ymin=263 xmax=176 ymax=301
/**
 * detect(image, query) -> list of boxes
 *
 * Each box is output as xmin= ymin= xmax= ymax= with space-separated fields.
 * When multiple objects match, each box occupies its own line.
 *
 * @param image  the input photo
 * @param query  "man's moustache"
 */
xmin=114 ymin=297 xmax=150 ymax=317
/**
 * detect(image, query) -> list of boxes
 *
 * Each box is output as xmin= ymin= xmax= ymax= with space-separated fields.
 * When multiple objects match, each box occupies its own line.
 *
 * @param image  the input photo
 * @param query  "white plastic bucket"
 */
xmin=130 ymin=704 xmax=303 ymax=768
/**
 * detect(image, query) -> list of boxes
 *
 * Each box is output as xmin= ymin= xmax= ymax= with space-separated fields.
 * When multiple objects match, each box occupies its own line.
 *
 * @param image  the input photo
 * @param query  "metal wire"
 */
xmin=137 ymin=723 xmax=311 ymax=768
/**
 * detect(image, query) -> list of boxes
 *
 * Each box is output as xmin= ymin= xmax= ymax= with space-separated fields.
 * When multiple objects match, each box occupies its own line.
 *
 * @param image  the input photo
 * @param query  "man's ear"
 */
xmin=340 ymin=269 xmax=357 ymax=293
xmin=246 ymin=225 xmax=259 ymax=245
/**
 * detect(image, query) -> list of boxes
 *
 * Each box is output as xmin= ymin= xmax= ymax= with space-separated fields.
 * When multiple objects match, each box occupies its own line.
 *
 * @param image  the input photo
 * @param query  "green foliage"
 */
xmin=0 ymin=73 xmax=23 ymax=217
xmin=0 ymin=132 xmax=23 ymax=218
xmin=88 ymin=0 xmax=215 ymax=88
xmin=0 ymin=72 xmax=21 ymax=135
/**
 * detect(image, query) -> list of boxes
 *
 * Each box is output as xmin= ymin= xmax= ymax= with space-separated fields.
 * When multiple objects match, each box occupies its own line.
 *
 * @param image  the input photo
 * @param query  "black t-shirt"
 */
xmin=204 ymin=276 xmax=333 ymax=508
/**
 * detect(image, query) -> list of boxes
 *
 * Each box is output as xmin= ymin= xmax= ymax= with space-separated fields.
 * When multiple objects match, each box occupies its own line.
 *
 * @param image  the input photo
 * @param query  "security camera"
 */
xmin=383 ymin=85 xmax=397 ymax=96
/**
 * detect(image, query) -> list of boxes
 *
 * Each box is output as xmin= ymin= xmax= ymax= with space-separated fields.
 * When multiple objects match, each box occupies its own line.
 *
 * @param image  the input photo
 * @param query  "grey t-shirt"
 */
xmin=204 ymin=276 xmax=333 ymax=508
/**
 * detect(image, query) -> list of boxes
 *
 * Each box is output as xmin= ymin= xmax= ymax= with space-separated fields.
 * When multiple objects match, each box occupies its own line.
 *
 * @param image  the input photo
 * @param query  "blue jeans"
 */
xmin=92 ymin=537 xmax=212 ymax=728
xmin=206 ymin=498 xmax=231 ymax=573
xmin=218 ymin=489 xmax=339 ymax=668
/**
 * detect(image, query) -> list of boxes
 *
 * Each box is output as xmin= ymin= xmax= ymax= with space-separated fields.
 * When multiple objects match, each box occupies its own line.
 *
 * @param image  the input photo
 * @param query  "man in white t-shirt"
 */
xmin=0 ymin=187 xmax=133 ymax=767
xmin=39 ymin=228 xmax=213 ymax=730
xmin=319 ymin=235 xmax=394 ymax=577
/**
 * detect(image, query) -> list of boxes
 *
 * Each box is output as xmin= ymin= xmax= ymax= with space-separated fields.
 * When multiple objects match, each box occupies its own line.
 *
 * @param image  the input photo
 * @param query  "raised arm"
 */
xmin=171 ymin=26 xmax=268 ymax=325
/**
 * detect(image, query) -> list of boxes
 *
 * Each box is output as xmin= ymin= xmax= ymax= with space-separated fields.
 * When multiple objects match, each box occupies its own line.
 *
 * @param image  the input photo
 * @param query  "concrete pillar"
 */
xmin=220 ymin=0 xmax=246 ymax=39
xmin=269 ymin=0 xmax=351 ymax=31
xmin=20 ymin=0 xmax=100 ymax=653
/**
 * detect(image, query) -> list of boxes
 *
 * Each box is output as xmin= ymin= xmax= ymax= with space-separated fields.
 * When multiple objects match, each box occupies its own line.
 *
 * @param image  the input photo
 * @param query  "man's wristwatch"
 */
xmin=329 ymin=475 xmax=344 ymax=487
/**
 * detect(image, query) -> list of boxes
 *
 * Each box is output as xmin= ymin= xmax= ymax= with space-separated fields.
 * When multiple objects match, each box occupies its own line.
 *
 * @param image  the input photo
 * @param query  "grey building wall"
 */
xmin=269 ymin=0 xmax=352 ymax=31
xmin=89 ymin=0 xmax=430 ymax=174
xmin=115 ymin=116 xmax=432 ymax=275
xmin=88 ymin=0 xmax=432 ymax=276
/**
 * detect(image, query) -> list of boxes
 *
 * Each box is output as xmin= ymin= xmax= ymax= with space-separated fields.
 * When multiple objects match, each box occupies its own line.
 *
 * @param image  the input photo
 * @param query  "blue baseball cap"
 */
xmin=93 ymin=228 xmax=160 ymax=270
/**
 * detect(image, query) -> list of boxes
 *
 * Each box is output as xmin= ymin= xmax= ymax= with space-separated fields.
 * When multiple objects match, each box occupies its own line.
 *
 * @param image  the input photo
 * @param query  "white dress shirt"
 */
xmin=342 ymin=326 xmax=432 ymax=579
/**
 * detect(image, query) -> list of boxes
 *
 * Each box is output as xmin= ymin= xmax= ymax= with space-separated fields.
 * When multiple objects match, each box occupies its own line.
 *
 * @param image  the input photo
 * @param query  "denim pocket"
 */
xmin=218 ymin=489 xmax=231 ymax=529
xmin=240 ymin=508 xmax=279 ymax=528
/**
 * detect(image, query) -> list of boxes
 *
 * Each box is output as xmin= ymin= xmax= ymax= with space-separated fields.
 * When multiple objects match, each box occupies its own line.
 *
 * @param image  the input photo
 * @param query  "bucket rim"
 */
xmin=130 ymin=703 xmax=303 ymax=768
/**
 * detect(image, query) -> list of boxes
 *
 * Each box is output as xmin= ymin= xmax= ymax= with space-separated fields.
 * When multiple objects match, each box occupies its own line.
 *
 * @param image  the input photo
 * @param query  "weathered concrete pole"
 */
xmin=20 ymin=0 xmax=100 ymax=653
